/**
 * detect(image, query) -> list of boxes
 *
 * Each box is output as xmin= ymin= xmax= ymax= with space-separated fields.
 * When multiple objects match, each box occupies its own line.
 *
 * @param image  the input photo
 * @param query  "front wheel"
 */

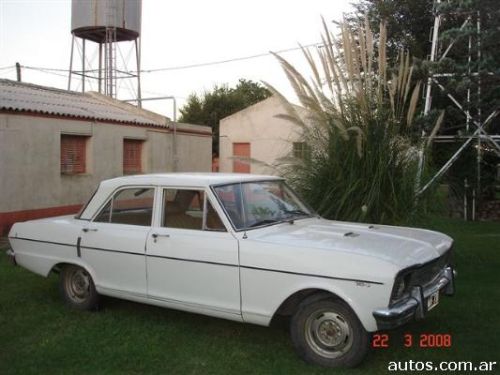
xmin=290 ymin=297 xmax=370 ymax=368
xmin=59 ymin=265 xmax=99 ymax=310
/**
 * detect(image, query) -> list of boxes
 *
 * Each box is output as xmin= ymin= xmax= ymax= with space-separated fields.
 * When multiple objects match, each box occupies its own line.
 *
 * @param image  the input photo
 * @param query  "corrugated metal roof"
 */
xmin=0 ymin=79 xmax=169 ymax=128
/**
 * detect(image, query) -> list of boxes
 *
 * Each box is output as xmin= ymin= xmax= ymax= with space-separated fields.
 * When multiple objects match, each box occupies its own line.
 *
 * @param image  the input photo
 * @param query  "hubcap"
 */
xmin=65 ymin=268 xmax=91 ymax=303
xmin=304 ymin=310 xmax=353 ymax=358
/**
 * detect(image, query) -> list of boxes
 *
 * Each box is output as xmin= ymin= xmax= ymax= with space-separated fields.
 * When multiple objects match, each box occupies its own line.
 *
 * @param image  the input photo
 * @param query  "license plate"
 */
xmin=427 ymin=291 xmax=440 ymax=311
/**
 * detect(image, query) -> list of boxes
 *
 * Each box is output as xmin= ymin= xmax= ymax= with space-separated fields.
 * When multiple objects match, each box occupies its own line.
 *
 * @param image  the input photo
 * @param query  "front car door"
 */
xmin=80 ymin=186 xmax=155 ymax=298
xmin=146 ymin=186 xmax=241 ymax=321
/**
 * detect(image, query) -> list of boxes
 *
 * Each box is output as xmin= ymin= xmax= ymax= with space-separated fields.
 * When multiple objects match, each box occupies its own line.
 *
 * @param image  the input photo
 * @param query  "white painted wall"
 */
xmin=219 ymin=96 xmax=303 ymax=175
xmin=0 ymin=114 xmax=211 ymax=212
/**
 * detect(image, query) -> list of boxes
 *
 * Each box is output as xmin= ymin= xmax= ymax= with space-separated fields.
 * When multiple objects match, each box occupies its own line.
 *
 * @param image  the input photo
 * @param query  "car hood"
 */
xmin=247 ymin=218 xmax=453 ymax=269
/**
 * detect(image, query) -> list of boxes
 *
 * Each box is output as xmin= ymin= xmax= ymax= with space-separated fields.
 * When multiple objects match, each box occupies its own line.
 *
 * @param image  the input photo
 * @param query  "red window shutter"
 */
xmin=123 ymin=139 xmax=143 ymax=174
xmin=61 ymin=135 xmax=87 ymax=174
xmin=233 ymin=142 xmax=250 ymax=173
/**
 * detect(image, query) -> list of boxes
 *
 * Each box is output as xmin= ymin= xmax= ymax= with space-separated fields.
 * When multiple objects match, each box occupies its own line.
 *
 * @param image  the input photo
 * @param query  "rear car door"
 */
xmin=80 ymin=186 xmax=154 ymax=297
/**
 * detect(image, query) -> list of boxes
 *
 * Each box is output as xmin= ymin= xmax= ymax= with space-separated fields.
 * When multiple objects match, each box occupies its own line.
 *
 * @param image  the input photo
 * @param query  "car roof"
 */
xmin=78 ymin=173 xmax=284 ymax=221
xmin=78 ymin=172 xmax=282 ymax=220
xmin=100 ymin=173 xmax=283 ymax=189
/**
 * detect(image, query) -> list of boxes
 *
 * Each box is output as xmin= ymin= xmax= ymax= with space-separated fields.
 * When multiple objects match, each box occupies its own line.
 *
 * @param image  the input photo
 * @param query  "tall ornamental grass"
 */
xmin=266 ymin=18 xmax=443 ymax=224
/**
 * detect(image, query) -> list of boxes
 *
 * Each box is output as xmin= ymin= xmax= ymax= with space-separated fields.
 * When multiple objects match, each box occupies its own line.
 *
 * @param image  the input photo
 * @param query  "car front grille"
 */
xmin=409 ymin=248 xmax=453 ymax=287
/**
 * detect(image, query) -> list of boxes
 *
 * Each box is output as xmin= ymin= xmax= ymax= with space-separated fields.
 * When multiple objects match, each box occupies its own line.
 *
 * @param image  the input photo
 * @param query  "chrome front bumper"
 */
xmin=373 ymin=266 xmax=455 ymax=330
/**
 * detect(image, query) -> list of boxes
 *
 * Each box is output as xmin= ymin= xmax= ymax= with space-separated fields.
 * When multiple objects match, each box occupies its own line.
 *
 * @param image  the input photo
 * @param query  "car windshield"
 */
xmin=213 ymin=180 xmax=313 ymax=231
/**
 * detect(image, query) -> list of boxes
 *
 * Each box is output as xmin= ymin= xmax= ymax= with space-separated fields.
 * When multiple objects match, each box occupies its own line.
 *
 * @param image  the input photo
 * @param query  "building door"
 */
xmin=233 ymin=142 xmax=250 ymax=173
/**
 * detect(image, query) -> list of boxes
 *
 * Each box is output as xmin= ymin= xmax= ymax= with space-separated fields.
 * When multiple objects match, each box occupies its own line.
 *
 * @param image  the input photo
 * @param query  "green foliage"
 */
xmin=428 ymin=0 xmax=500 ymax=200
xmin=179 ymin=79 xmax=271 ymax=155
xmin=349 ymin=0 xmax=500 ymax=202
xmin=268 ymin=19 xmax=443 ymax=225
xmin=433 ymin=0 xmax=500 ymax=131
xmin=347 ymin=0 xmax=433 ymax=61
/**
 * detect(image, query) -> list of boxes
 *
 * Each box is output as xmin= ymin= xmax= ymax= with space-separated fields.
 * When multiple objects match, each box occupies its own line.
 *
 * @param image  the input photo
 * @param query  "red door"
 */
xmin=233 ymin=143 xmax=250 ymax=173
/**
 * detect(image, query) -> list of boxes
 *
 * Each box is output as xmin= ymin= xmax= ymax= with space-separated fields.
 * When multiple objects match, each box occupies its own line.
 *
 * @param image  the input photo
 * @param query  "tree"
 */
xmin=348 ymin=0 xmax=499 ymax=133
xmin=347 ymin=0 xmax=433 ymax=61
xmin=179 ymin=79 xmax=271 ymax=155
xmin=348 ymin=0 xmax=500 ymax=206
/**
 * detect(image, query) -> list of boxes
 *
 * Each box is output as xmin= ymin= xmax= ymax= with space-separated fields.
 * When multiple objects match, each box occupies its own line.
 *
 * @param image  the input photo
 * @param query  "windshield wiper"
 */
xmin=284 ymin=209 xmax=310 ymax=217
xmin=249 ymin=219 xmax=279 ymax=228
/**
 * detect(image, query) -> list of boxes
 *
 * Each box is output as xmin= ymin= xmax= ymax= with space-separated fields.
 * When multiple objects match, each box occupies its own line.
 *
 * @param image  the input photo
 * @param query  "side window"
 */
xmin=95 ymin=200 xmax=112 ymax=222
xmin=162 ymin=189 xmax=226 ymax=232
xmin=94 ymin=188 xmax=154 ymax=226
xmin=123 ymin=139 xmax=144 ymax=174
xmin=163 ymin=189 xmax=204 ymax=230
xmin=292 ymin=142 xmax=311 ymax=160
xmin=61 ymin=134 xmax=89 ymax=175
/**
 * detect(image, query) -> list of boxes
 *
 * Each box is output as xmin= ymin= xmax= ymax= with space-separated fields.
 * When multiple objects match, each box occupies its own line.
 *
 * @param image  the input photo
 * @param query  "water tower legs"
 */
xmin=67 ymin=30 xmax=141 ymax=103
xmin=135 ymin=38 xmax=142 ymax=108
xmin=67 ymin=34 xmax=74 ymax=91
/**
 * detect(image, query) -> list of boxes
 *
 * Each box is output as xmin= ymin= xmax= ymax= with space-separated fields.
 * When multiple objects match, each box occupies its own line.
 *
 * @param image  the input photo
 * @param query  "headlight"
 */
xmin=390 ymin=272 xmax=411 ymax=304
xmin=391 ymin=277 xmax=405 ymax=302
xmin=394 ymin=279 xmax=406 ymax=298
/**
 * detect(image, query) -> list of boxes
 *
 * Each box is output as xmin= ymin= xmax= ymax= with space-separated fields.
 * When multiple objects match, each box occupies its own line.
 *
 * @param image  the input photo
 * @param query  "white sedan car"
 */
xmin=7 ymin=173 xmax=455 ymax=367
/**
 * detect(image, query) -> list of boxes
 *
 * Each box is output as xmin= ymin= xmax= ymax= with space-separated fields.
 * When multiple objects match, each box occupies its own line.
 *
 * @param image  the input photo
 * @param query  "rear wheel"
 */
xmin=290 ymin=296 xmax=370 ymax=368
xmin=59 ymin=265 xmax=99 ymax=310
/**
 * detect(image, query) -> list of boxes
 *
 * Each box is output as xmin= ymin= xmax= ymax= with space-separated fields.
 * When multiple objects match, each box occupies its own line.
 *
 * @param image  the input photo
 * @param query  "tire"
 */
xmin=290 ymin=296 xmax=370 ymax=368
xmin=59 ymin=265 xmax=99 ymax=311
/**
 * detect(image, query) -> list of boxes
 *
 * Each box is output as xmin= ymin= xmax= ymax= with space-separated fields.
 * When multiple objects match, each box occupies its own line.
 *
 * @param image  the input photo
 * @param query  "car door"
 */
xmin=80 ymin=186 xmax=155 ymax=298
xmin=146 ymin=187 xmax=241 ymax=319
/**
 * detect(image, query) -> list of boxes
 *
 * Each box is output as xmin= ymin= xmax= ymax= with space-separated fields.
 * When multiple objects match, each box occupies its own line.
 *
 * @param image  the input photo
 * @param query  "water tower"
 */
xmin=68 ymin=0 xmax=142 ymax=104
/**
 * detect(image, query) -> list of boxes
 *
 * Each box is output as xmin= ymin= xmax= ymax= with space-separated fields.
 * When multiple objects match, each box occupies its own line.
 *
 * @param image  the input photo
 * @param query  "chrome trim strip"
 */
xmin=241 ymin=265 xmax=384 ymax=285
xmin=11 ymin=236 xmax=384 ymax=286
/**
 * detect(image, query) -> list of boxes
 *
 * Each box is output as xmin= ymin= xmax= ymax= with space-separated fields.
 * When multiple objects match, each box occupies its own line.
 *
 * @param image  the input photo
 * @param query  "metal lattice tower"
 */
xmin=418 ymin=0 xmax=500 ymax=219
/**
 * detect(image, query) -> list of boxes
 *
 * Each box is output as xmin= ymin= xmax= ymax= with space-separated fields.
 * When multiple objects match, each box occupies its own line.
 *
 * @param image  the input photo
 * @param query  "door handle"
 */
xmin=83 ymin=228 xmax=98 ymax=233
xmin=152 ymin=233 xmax=170 ymax=242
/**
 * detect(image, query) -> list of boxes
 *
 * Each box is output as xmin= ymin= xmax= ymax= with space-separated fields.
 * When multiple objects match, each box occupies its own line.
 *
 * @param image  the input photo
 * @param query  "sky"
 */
xmin=0 ymin=0 xmax=354 ymax=119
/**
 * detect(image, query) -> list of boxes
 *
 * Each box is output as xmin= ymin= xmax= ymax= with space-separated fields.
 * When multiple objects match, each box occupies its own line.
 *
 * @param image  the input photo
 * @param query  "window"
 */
xmin=162 ymin=189 xmax=226 ymax=231
xmin=292 ymin=142 xmax=311 ymax=160
xmin=123 ymin=139 xmax=143 ymax=174
xmin=213 ymin=184 xmax=244 ymax=228
xmin=61 ymin=134 xmax=88 ymax=174
xmin=94 ymin=187 xmax=154 ymax=226
xmin=206 ymin=199 xmax=225 ymax=231
xmin=233 ymin=142 xmax=250 ymax=173
xmin=214 ymin=180 xmax=312 ymax=231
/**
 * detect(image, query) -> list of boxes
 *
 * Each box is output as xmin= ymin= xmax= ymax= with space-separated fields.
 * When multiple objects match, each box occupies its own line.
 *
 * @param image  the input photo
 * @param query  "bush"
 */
xmin=266 ymin=18 xmax=443 ymax=224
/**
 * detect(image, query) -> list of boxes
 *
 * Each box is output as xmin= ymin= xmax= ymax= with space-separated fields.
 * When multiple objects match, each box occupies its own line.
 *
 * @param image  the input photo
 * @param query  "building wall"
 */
xmin=174 ymin=123 xmax=213 ymax=172
xmin=0 ymin=114 xmax=211 ymax=233
xmin=219 ymin=96 xmax=302 ymax=175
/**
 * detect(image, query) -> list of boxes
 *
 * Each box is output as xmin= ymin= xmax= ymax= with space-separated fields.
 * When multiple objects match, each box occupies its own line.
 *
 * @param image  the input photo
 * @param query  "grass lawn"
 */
xmin=0 ymin=217 xmax=499 ymax=374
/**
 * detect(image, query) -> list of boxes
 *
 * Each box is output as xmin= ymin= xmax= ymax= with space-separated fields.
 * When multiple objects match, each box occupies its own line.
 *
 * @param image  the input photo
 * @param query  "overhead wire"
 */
xmin=22 ymin=66 xmax=68 ymax=78
xmin=138 ymin=42 xmax=322 ymax=73
xmin=0 ymin=67 xmax=15 ymax=76
xmin=17 ymin=41 xmax=322 ymax=75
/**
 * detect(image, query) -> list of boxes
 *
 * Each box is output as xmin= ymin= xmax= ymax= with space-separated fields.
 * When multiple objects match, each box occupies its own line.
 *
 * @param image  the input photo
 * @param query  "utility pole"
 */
xmin=15 ymin=62 xmax=21 ymax=82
